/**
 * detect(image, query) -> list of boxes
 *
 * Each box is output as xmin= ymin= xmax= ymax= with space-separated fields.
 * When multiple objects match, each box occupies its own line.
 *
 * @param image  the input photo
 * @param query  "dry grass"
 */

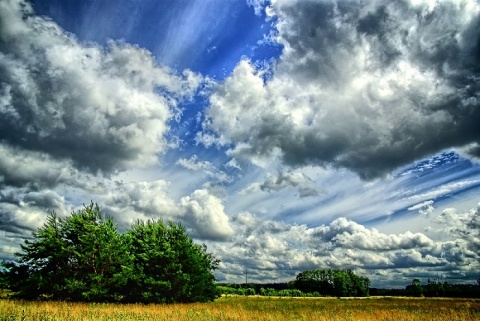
xmin=0 ymin=296 xmax=479 ymax=320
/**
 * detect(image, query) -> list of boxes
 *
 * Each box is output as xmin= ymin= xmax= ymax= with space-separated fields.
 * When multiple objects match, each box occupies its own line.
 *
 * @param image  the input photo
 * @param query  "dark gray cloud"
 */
xmin=23 ymin=190 xmax=65 ymax=210
xmin=204 ymin=0 xmax=480 ymax=179
xmin=259 ymin=170 xmax=320 ymax=197
xmin=241 ymin=169 xmax=320 ymax=198
xmin=0 ymin=144 xmax=79 ymax=188
xmin=0 ymin=202 xmax=43 ymax=235
xmin=0 ymin=0 xmax=201 ymax=179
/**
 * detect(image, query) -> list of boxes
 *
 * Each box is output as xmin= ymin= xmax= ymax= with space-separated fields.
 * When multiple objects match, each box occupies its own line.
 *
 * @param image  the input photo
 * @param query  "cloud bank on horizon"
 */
xmin=0 ymin=0 xmax=479 ymax=287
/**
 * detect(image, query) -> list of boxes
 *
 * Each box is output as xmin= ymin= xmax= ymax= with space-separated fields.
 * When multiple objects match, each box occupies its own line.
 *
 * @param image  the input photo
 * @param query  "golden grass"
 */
xmin=0 ymin=296 xmax=479 ymax=320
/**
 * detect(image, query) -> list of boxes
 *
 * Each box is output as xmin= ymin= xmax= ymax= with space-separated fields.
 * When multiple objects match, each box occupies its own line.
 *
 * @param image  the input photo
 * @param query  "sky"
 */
xmin=0 ymin=0 xmax=479 ymax=288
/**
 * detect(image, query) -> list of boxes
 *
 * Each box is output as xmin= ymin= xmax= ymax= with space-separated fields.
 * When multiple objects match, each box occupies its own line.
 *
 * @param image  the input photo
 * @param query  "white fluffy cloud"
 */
xmin=0 ymin=0 xmax=201 ymax=175
xmin=204 ymin=0 xmax=480 ymax=179
xmin=312 ymin=217 xmax=434 ymax=250
xmin=180 ymin=189 xmax=235 ymax=241
xmin=213 ymin=205 xmax=479 ymax=285
xmin=73 ymin=180 xmax=235 ymax=242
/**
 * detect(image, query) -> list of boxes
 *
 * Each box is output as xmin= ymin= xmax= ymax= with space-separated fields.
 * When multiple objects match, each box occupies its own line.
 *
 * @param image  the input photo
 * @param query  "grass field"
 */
xmin=0 ymin=296 xmax=479 ymax=320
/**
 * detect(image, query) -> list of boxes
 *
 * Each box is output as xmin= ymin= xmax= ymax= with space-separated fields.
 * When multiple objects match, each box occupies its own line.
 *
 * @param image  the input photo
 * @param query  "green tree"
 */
xmin=295 ymin=269 xmax=334 ymax=295
xmin=0 ymin=204 xmax=129 ymax=301
xmin=122 ymin=220 xmax=220 ymax=303
xmin=58 ymin=204 xmax=130 ymax=301
xmin=406 ymin=278 xmax=424 ymax=297
xmin=294 ymin=269 xmax=370 ymax=297
xmin=0 ymin=212 xmax=65 ymax=299
xmin=245 ymin=287 xmax=256 ymax=296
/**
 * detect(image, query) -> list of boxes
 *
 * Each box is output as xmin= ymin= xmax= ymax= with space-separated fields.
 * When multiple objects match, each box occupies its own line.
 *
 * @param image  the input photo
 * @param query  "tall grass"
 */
xmin=0 ymin=296 xmax=479 ymax=320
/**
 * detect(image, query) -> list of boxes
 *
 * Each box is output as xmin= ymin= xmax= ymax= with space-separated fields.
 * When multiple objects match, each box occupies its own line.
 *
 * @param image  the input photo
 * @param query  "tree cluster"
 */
xmin=0 ymin=204 xmax=220 ymax=303
xmin=405 ymin=278 xmax=480 ymax=298
xmin=294 ymin=269 xmax=370 ymax=297
xmin=370 ymin=278 xmax=480 ymax=298
xmin=218 ymin=269 xmax=370 ymax=298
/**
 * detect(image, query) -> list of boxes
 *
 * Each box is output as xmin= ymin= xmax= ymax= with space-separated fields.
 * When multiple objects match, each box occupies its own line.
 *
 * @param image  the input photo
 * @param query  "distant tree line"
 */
xmin=220 ymin=276 xmax=480 ymax=298
xmin=406 ymin=278 xmax=480 ymax=298
xmin=0 ymin=204 xmax=220 ymax=303
xmin=218 ymin=269 xmax=370 ymax=297
xmin=370 ymin=278 xmax=480 ymax=298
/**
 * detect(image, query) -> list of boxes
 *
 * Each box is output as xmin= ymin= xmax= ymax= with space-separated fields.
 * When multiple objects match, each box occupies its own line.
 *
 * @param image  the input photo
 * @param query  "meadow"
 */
xmin=0 ymin=296 xmax=479 ymax=321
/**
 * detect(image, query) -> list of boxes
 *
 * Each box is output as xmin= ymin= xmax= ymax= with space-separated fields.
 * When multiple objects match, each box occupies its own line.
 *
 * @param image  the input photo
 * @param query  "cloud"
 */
xmin=176 ymin=155 xmax=232 ymax=182
xmin=246 ymin=0 xmax=269 ymax=16
xmin=0 ymin=0 xmax=201 ymax=176
xmin=406 ymin=179 xmax=480 ymax=201
xmin=312 ymin=217 xmax=434 ymax=251
xmin=180 ymin=189 xmax=235 ymax=241
xmin=203 ymin=0 xmax=480 ymax=179
xmin=0 ymin=144 xmax=79 ymax=188
xmin=436 ymin=205 xmax=480 ymax=254
xmin=0 ymin=176 xmax=235 ymax=243
xmin=242 ymin=169 xmax=320 ymax=197
xmin=408 ymin=200 xmax=435 ymax=216
xmin=213 ymin=206 xmax=480 ymax=284
xmin=22 ymin=189 xmax=67 ymax=210
xmin=408 ymin=200 xmax=434 ymax=211
xmin=98 ymin=180 xmax=183 ymax=228
xmin=0 ymin=201 xmax=48 ymax=235
xmin=71 ymin=179 xmax=236 ymax=243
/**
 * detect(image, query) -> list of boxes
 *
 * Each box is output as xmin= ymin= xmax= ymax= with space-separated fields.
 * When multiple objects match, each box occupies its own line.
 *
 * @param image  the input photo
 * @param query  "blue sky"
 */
xmin=0 ymin=0 xmax=479 ymax=287
xmin=31 ymin=0 xmax=279 ymax=76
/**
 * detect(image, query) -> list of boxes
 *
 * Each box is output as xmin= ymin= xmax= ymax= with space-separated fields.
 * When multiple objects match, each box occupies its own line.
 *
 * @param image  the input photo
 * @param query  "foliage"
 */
xmin=218 ymin=271 xmax=371 ymax=298
xmin=410 ymin=279 xmax=480 ymax=298
xmin=121 ymin=220 xmax=220 ymax=303
xmin=294 ymin=269 xmax=370 ymax=297
xmin=406 ymin=278 xmax=424 ymax=297
xmin=0 ymin=203 xmax=219 ymax=303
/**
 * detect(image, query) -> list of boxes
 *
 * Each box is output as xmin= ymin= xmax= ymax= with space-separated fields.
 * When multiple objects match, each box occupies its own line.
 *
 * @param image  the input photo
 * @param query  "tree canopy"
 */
xmin=294 ymin=269 xmax=370 ymax=297
xmin=0 ymin=203 xmax=220 ymax=303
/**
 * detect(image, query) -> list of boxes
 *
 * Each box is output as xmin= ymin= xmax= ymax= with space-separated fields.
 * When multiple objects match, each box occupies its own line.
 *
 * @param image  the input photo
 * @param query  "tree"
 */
xmin=0 ymin=212 xmax=65 ymax=299
xmin=122 ymin=220 xmax=219 ymax=303
xmin=295 ymin=269 xmax=334 ymax=295
xmin=0 ymin=204 xmax=130 ymax=301
xmin=1 ymin=204 xmax=220 ymax=303
xmin=406 ymin=278 xmax=424 ymax=297
xmin=294 ymin=269 xmax=370 ymax=297
xmin=58 ymin=204 xmax=130 ymax=301
xmin=424 ymin=278 xmax=444 ymax=297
